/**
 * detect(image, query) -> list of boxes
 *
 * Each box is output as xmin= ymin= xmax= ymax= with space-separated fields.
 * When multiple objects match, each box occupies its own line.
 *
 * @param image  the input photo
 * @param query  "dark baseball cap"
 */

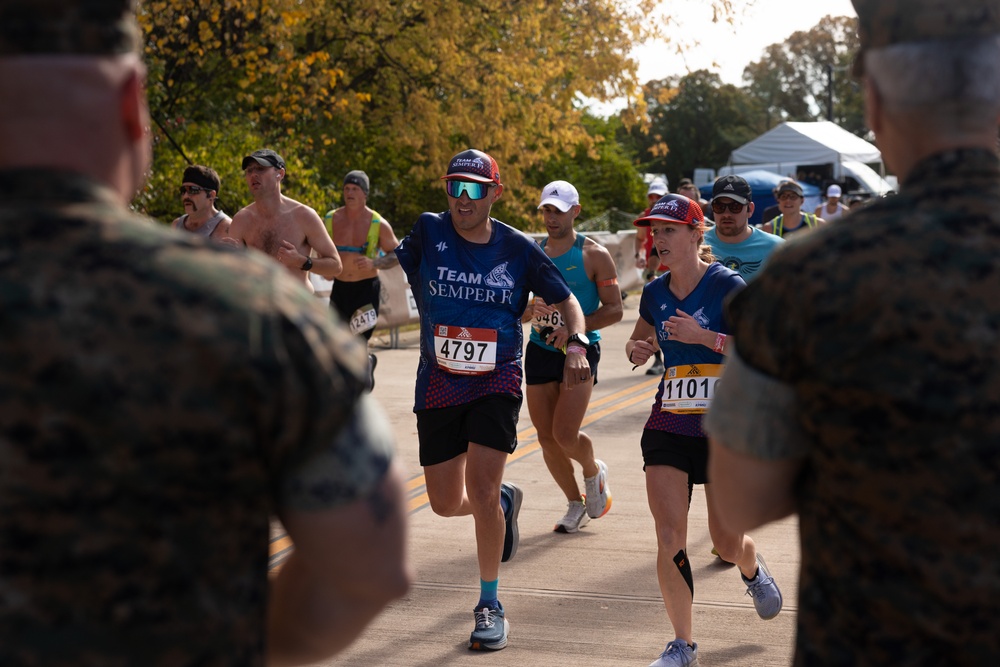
xmin=711 ymin=175 xmax=752 ymax=205
xmin=0 ymin=0 xmax=140 ymax=56
xmin=634 ymin=194 xmax=705 ymax=227
xmin=441 ymin=149 xmax=501 ymax=185
xmin=775 ymin=180 xmax=804 ymax=197
xmin=242 ymin=149 xmax=286 ymax=171
xmin=852 ymin=0 xmax=1000 ymax=76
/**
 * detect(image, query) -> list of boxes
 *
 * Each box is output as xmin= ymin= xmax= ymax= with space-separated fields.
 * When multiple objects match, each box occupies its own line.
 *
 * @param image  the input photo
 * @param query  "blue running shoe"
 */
xmin=648 ymin=639 xmax=699 ymax=666
xmin=469 ymin=602 xmax=509 ymax=650
xmin=500 ymin=482 xmax=522 ymax=563
xmin=742 ymin=553 xmax=783 ymax=620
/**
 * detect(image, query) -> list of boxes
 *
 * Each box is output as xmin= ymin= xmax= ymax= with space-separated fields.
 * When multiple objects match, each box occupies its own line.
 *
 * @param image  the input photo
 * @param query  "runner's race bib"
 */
xmin=350 ymin=303 xmax=378 ymax=335
xmin=660 ymin=364 xmax=724 ymax=414
xmin=531 ymin=300 xmax=565 ymax=334
xmin=433 ymin=324 xmax=498 ymax=375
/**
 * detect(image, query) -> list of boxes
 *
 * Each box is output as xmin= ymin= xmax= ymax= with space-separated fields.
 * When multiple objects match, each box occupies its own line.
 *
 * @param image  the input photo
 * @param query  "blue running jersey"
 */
xmin=638 ymin=262 xmax=745 ymax=437
xmin=396 ymin=211 xmax=572 ymax=410
xmin=704 ymin=226 xmax=783 ymax=283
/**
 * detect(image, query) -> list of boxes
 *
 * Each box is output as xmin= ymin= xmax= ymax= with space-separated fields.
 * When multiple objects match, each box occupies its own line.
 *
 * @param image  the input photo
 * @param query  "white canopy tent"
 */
xmin=724 ymin=121 xmax=890 ymax=195
xmin=730 ymin=121 xmax=881 ymax=166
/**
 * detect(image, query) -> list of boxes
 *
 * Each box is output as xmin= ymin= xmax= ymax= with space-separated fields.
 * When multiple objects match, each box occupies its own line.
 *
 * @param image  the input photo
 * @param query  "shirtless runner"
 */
xmin=228 ymin=149 xmax=342 ymax=289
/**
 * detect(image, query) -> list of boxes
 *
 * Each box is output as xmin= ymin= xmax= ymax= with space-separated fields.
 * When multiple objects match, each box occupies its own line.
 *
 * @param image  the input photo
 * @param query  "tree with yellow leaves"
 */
xmin=137 ymin=0 xmax=728 ymax=230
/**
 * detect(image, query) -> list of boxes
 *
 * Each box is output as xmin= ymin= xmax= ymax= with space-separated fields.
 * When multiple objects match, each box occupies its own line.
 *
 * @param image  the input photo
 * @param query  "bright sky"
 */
xmin=636 ymin=0 xmax=857 ymax=85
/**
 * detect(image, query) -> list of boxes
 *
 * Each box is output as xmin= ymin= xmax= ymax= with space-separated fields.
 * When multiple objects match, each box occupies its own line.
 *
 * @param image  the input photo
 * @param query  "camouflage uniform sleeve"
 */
xmin=277 ymin=395 xmax=393 ymax=511
xmin=706 ymin=247 xmax=815 ymax=460
xmin=255 ymin=270 xmax=391 ymax=511
xmin=704 ymin=348 xmax=809 ymax=460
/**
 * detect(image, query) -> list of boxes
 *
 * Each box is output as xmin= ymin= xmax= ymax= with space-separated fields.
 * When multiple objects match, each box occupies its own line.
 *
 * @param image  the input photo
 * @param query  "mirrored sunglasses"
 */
xmin=778 ymin=192 xmax=802 ymax=201
xmin=179 ymin=186 xmax=206 ymax=196
xmin=711 ymin=200 xmax=745 ymax=214
xmin=445 ymin=180 xmax=491 ymax=200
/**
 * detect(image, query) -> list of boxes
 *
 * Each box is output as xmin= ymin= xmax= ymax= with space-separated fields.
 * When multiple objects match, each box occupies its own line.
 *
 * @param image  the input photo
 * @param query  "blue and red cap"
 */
xmin=441 ymin=149 xmax=501 ymax=185
xmin=634 ymin=194 xmax=705 ymax=227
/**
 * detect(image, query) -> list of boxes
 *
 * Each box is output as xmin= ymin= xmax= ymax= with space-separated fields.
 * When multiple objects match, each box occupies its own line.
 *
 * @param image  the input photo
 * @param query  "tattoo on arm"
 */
xmin=373 ymin=252 xmax=399 ymax=270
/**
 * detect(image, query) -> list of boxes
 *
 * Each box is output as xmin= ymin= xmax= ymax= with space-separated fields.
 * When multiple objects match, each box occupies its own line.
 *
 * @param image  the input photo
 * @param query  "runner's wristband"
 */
xmin=713 ymin=333 xmax=727 ymax=354
xmin=567 ymin=344 xmax=587 ymax=356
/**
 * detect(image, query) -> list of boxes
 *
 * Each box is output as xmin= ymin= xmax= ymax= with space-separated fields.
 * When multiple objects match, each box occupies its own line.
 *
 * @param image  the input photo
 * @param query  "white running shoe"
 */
xmin=584 ymin=459 xmax=611 ymax=519
xmin=553 ymin=498 xmax=590 ymax=533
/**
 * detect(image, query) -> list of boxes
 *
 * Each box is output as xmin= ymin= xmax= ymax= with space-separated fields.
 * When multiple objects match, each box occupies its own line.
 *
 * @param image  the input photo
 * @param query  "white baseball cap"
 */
xmin=538 ymin=180 xmax=580 ymax=212
xmin=827 ymin=184 xmax=842 ymax=197
xmin=647 ymin=178 xmax=669 ymax=197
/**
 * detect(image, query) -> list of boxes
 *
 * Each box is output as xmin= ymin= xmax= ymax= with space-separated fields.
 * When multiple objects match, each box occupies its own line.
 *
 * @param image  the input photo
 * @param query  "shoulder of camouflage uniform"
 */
xmin=0 ymin=0 xmax=140 ymax=56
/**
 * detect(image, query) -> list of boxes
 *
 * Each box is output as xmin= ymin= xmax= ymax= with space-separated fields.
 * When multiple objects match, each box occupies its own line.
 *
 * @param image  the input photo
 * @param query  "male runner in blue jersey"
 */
xmin=523 ymin=181 xmax=622 ymax=533
xmin=395 ymin=149 xmax=589 ymax=651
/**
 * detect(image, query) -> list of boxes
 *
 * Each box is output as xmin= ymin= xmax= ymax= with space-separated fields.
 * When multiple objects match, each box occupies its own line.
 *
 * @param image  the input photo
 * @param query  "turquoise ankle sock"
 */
xmin=477 ymin=578 xmax=499 ymax=608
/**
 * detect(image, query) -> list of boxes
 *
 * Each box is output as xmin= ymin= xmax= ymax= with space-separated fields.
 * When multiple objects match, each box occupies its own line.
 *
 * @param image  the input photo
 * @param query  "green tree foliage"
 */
xmin=741 ymin=16 xmax=863 ymax=134
xmin=523 ymin=113 xmax=646 ymax=232
xmin=632 ymin=70 xmax=761 ymax=182
xmin=136 ymin=0 xmax=670 ymax=231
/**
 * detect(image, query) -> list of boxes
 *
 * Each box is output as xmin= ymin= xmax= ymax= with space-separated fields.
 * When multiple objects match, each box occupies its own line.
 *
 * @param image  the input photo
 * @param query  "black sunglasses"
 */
xmin=711 ymin=201 xmax=746 ymax=214
xmin=179 ymin=186 xmax=206 ymax=196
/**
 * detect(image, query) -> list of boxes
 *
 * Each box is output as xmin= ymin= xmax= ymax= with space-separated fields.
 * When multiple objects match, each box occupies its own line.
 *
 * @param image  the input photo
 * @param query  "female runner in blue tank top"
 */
xmin=625 ymin=194 xmax=783 ymax=667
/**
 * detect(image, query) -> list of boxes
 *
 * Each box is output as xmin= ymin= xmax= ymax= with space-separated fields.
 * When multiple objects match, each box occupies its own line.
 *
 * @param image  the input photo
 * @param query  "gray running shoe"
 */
xmin=646 ymin=361 xmax=665 ymax=376
xmin=742 ymin=553 xmax=783 ymax=620
xmin=500 ymin=482 xmax=522 ymax=563
xmin=648 ymin=639 xmax=699 ymax=667
xmin=553 ymin=498 xmax=590 ymax=533
xmin=469 ymin=602 xmax=509 ymax=651
xmin=584 ymin=459 xmax=612 ymax=519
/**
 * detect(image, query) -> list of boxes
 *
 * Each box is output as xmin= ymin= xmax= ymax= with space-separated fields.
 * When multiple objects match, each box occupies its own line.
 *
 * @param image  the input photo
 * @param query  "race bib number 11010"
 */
xmin=433 ymin=324 xmax=498 ymax=375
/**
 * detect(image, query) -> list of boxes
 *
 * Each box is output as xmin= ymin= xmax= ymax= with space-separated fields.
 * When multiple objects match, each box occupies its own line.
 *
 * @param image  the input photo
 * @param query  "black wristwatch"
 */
xmin=300 ymin=257 xmax=313 ymax=272
xmin=567 ymin=332 xmax=590 ymax=347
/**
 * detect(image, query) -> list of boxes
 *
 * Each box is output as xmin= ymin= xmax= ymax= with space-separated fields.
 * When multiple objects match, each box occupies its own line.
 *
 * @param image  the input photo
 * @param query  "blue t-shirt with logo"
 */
xmin=396 ymin=211 xmax=572 ymax=410
xmin=639 ymin=262 xmax=745 ymax=437
xmin=704 ymin=226 xmax=783 ymax=283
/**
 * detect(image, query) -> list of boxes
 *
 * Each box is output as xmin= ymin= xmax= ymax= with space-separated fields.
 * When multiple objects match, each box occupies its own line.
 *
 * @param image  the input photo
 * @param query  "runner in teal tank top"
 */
xmin=522 ymin=180 xmax=624 ymax=534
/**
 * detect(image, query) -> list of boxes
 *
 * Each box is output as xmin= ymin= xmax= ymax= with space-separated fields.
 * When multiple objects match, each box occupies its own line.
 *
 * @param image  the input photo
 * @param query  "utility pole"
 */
xmin=827 ymin=63 xmax=834 ymax=122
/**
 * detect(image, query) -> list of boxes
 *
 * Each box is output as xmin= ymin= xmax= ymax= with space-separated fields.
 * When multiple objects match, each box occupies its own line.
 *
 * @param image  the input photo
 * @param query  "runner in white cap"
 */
xmin=814 ymin=183 xmax=849 ymax=220
xmin=523 ymin=180 xmax=622 ymax=533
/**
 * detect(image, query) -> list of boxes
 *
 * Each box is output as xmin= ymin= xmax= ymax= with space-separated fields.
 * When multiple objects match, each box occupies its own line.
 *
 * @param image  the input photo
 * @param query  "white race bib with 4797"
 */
xmin=433 ymin=324 xmax=498 ymax=375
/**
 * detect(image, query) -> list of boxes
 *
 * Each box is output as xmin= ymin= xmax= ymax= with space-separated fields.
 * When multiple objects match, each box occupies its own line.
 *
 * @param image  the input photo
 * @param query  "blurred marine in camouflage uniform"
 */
xmin=0 ymin=1 xmax=409 ymax=665
xmin=706 ymin=0 xmax=1000 ymax=665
